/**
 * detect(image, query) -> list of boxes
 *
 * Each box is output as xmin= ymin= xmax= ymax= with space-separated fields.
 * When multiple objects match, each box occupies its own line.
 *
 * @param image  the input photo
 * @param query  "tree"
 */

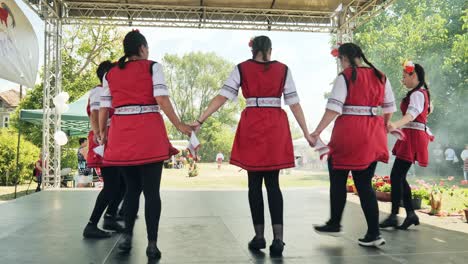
xmin=162 ymin=52 xmax=243 ymax=161
xmin=10 ymin=25 xmax=123 ymax=146
xmin=0 ymin=129 xmax=39 ymax=184
xmin=354 ymin=0 xmax=467 ymax=144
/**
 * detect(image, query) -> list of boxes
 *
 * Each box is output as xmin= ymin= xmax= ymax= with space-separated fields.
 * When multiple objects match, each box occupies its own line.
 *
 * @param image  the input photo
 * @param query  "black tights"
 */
xmin=88 ymin=166 xmax=122 ymax=224
xmin=390 ymin=158 xmax=414 ymax=215
xmin=328 ymin=160 xmax=380 ymax=237
xmin=248 ymin=170 xmax=283 ymax=226
xmin=121 ymin=162 xmax=163 ymax=241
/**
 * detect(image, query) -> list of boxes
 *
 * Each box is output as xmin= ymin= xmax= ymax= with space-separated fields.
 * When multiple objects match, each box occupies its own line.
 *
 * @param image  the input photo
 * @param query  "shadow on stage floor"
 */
xmin=0 ymin=189 xmax=467 ymax=264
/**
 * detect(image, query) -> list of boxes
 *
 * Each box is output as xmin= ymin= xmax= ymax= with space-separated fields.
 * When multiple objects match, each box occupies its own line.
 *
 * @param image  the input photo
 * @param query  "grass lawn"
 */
xmin=161 ymin=163 xmax=329 ymax=189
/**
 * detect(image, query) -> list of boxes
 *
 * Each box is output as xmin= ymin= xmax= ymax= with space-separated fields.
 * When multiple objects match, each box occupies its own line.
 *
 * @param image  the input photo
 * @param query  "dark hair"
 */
xmin=338 ymin=43 xmax=383 ymax=83
xmin=96 ymin=60 xmax=114 ymax=83
xmin=78 ymin=138 xmax=87 ymax=145
xmin=118 ymin=30 xmax=148 ymax=69
xmin=251 ymin=36 xmax=272 ymax=70
xmin=404 ymin=63 xmax=432 ymax=113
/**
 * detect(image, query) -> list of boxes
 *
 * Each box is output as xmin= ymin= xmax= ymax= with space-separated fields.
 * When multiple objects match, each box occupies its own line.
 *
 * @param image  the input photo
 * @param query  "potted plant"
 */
xmin=376 ymin=183 xmax=392 ymax=202
xmin=410 ymin=187 xmax=429 ymax=210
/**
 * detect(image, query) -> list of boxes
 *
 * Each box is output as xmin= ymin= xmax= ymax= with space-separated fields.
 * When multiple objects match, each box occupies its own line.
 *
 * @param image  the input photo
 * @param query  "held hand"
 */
xmin=308 ymin=131 xmax=320 ymax=147
xmin=93 ymin=131 xmax=100 ymax=145
xmin=304 ymin=133 xmax=316 ymax=148
xmin=99 ymin=131 xmax=107 ymax=145
xmin=386 ymin=122 xmax=397 ymax=133
xmin=189 ymin=121 xmax=201 ymax=133
xmin=177 ymin=123 xmax=193 ymax=137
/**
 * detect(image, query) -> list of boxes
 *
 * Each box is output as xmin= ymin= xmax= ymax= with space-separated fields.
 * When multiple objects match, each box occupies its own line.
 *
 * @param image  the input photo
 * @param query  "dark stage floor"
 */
xmin=0 ymin=188 xmax=467 ymax=264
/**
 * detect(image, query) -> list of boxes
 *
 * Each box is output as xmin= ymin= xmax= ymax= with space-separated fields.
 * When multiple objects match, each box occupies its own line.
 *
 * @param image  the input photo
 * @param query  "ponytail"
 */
xmin=251 ymin=36 xmax=272 ymax=71
xmin=338 ymin=43 xmax=384 ymax=83
xmin=118 ymin=55 xmax=127 ymax=69
xmin=362 ymin=54 xmax=384 ymax=83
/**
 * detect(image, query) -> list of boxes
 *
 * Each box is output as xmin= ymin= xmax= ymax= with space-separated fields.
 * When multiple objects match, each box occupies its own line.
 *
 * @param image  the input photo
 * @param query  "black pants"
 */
xmin=247 ymin=170 xmax=283 ymax=225
xmin=328 ymin=159 xmax=379 ymax=237
xmin=105 ymin=173 xmax=126 ymax=217
xmin=121 ymin=162 xmax=163 ymax=241
xmin=89 ymin=166 xmax=122 ymax=224
xmin=390 ymin=158 xmax=414 ymax=214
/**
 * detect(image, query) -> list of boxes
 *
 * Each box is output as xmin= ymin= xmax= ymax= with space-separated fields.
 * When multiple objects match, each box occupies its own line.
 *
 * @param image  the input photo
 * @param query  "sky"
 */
xmin=1 ymin=0 xmax=339 ymax=135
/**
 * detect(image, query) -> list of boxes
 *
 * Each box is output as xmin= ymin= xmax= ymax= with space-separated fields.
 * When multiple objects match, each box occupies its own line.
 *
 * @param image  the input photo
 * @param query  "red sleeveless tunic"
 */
xmin=103 ymin=60 xmax=178 ymax=166
xmin=230 ymin=60 xmax=294 ymax=171
xmin=392 ymin=88 xmax=431 ymax=167
xmin=86 ymin=86 xmax=116 ymax=168
xmin=328 ymin=68 xmax=389 ymax=170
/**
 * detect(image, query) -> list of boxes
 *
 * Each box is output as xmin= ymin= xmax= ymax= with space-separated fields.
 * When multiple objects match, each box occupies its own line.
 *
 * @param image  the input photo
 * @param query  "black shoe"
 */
xmin=379 ymin=214 xmax=398 ymax=228
xmin=35 ymin=187 xmax=41 ymax=192
xmin=358 ymin=234 xmax=386 ymax=248
xmin=269 ymin=239 xmax=285 ymax=257
xmin=313 ymin=223 xmax=343 ymax=237
xmin=103 ymin=218 xmax=125 ymax=233
xmin=248 ymin=237 xmax=266 ymax=250
xmin=146 ymin=244 xmax=161 ymax=259
xmin=118 ymin=234 xmax=132 ymax=252
xmin=396 ymin=213 xmax=419 ymax=230
xmin=83 ymin=224 xmax=112 ymax=239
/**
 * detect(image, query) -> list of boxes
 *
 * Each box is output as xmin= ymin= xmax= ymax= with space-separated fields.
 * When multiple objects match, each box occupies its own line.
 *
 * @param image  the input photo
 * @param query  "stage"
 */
xmin=0 ymin=188 xmax=467 ymax=264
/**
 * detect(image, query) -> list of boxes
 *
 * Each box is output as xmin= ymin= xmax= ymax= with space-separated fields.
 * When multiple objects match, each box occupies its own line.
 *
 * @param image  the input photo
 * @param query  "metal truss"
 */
xmin=337 ymin=0 xmax=395 ymax=31
xmin=24 ymin=0 xmax=64 ymax=188
xmin=62 ymin=2 xmax=335 ymax=32
xmin=20 ymin=0 xmax=395 ymax=188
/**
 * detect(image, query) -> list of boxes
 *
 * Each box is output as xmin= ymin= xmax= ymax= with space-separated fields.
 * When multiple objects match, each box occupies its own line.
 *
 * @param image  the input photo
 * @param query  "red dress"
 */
xmin=392 ymin=88 xmax=431 ymax=167
xmin=103 ymin=60 xmax=178 ymax=166
xmin=86 ymin=86 xmax=116 ymax=168
xmin=230 ymin=60 xmax=294 ymax=171
xmin=328 ymin=68 xmax=389 ymax=170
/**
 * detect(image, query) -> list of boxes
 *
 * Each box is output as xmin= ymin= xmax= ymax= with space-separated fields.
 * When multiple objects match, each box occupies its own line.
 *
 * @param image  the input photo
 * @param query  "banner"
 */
xmin=0 ymin=0 xmax=39 ymax=87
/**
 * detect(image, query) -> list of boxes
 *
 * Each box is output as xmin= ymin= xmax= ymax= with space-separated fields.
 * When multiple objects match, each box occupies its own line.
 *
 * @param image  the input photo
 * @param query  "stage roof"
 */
xmin=24 ymin=0 xmax=394 ymax=32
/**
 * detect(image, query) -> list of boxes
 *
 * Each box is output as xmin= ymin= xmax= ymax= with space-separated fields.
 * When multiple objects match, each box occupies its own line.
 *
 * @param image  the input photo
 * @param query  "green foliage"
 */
xmin=0 ymin=129 xmax=40 ymax=185
xmin=411 ymin=187 xmax=430 ymax=199
xmin=61 ymin=147 xmax=78 ymax=171
xmin=355 ymin=0 xmax=468 ymax=145
xmin=162 ymin=52 xmax=242 ymax=161
xmin=10 ymin=25 xmax=123 ymax=146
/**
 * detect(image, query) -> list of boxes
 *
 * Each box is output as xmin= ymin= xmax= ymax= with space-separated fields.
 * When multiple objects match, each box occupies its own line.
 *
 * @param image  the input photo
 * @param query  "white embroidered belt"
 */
xmin=246 ymin=97 xmax=281 ymax=108
xmin=402 ymin=121 xmax=433 ymax=136
xmin=114 ymin=105 xmax=160 ymax=115
xmin=342 ymin=105 xmax=378 ymax=116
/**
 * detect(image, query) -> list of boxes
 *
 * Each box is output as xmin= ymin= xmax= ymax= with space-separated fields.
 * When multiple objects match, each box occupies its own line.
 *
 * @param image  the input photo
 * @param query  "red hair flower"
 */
xmin=248 ymin=37 xmax=254 ymax=48
xmin=132 ymin=28 xmax=140 ymax=32
xmin=330 ymin=43 xmax=341 ymax=57
xmin=403 ymin=60 xmax=415 ymax=74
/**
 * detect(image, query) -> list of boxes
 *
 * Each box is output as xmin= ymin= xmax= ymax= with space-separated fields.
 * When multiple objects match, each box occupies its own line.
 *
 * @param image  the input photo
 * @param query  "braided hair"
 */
xmin=338 ymin=43 xmax=384 ymax=83
xmin=404 ymin=64 xmax=432 ymax=113
xmin=96 ymin=60 xmax=114 ymax=83
xmin=251 ymin=36 xmax=272 ymax=70
xmin=118 ymin=30 xmax=148 ymax=69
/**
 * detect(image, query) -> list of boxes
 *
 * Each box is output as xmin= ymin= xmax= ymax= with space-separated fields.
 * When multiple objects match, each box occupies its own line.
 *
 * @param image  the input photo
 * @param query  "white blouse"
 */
xmin=326 ymin=75 xmax=397 ymax=115
xmin=219 ymin=65 xmax=300 ymax=105
xmin=100 ymin=62 xmax=169 ymax=108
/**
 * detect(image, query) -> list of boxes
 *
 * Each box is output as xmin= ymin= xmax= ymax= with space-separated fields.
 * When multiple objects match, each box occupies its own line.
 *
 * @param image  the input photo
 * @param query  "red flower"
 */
xmin=461 ymin=180 xmax=468 ymax=185
xmin=404 ymin=65 xmax=415 ymax=73
xmin=248 ymin=38 xmax=254 ymax=48
xmin=331 ymin=48 xmax=339 ymax=57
